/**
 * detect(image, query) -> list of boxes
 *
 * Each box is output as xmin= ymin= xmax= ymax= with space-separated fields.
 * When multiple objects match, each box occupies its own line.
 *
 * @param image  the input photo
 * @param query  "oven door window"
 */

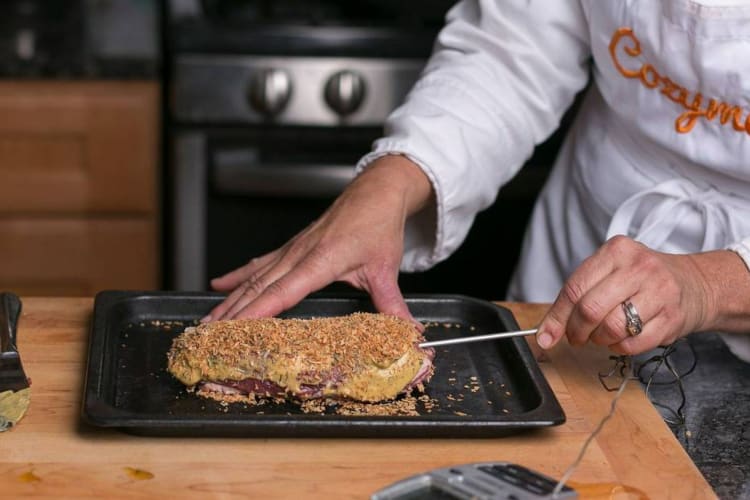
xmin=205 ymin=126 xmax=377 ymax=286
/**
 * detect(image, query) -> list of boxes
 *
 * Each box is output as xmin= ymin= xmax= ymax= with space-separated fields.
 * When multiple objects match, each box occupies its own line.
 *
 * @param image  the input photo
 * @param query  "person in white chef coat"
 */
xmin=203 ymin=0 xmax=750 ymax=361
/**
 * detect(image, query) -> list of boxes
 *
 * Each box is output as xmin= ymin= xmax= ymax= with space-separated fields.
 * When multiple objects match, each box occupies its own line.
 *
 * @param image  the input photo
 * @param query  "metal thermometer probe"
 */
xmin=419 ymin=328 xmax=538 ymax=348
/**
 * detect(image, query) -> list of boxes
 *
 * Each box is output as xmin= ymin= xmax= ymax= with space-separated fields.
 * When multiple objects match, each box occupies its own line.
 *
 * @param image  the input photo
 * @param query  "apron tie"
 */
xmin=606 ymin=177 xmax=743 ymax=253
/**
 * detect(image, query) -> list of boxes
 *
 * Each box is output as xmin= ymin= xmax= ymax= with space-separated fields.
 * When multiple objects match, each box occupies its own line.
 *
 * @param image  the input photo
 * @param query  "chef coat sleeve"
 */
xmin=728 ymin=237 xmax=750 ymax=273
xmin=720 ymin=237 xmax=750 ymax=362
xmin=355 ymin=0 xmax=592 ymax=272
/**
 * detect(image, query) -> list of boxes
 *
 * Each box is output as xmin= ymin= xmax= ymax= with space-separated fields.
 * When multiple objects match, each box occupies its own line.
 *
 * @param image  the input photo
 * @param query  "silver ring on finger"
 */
xmin=621 ymin=300 xmax=643 ymax=336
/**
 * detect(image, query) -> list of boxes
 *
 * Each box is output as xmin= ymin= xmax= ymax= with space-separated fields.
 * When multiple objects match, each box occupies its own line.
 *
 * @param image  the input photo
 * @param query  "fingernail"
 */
xmin=537 ymin=332 xmax=553 ymax=349
xmin=200 ymin=315 xmax=212 ymax=323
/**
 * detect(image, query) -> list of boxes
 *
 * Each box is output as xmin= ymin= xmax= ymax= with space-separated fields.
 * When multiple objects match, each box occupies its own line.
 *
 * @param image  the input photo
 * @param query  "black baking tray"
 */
xmin=82 ymin=291 xmax=565 ymax=437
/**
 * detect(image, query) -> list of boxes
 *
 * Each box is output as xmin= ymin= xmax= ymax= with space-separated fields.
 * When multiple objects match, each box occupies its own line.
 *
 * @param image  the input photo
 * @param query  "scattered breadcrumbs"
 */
xmin=149 ymin=319 xmax=185 ymax=331
xmin=334 ymin=397 xmax=421 ymax=416
xmin=195 ymin=387 xmax=260 ymax=405
xmin=196 ymin=390 xmax=439 ymax=417
xmin=300 ymin=399 xmax=327 ymax=413
xmin=420 ymin=394 xmax=436 ymax=412
xmin=298 ymin=394 xmax=439 ymax=416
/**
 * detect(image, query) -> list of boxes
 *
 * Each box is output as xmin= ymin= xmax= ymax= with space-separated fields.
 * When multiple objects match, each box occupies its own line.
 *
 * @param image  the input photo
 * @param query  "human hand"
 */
xmin=203 ymin=155 xmax=434 ymax=324
xmin=534 ymin=235 xmax=720 ymax=355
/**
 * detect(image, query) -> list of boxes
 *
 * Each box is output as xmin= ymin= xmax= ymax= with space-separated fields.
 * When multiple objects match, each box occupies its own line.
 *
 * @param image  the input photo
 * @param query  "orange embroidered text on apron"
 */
xmin=609 ymin=27 xmax=750 ymax=136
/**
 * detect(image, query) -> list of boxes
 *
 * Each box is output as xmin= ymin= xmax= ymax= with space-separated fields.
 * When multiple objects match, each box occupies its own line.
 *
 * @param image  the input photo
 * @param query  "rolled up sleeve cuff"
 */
xmin=728 ymin=237 xmax=750 ymax=272
xmin=722 ymin=237 xmax=750 ymax=362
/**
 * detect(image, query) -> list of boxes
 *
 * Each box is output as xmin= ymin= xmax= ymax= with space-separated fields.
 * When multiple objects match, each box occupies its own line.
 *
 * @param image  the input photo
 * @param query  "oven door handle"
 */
xmin=213 ymin=153 xmax=356 ymax=199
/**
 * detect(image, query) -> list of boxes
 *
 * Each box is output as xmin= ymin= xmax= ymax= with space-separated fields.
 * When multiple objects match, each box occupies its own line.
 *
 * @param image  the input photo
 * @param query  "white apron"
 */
xmin=509 ymin=1 xmax=750 ymax=360
xmin=357 ymin=0 xmax=750 ymax=361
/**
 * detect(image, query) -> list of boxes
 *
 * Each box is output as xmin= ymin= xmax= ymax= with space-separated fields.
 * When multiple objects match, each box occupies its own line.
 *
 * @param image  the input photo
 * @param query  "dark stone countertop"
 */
xmin=635 ymin=333 xmax=750 ymax=499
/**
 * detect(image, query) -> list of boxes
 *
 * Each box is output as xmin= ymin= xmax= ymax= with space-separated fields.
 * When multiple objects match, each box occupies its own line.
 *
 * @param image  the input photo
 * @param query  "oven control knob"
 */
xmin=324 ymin=70 xmax=366 ymax=116
xmin=248 ymin=68 xmax=293 ymax=117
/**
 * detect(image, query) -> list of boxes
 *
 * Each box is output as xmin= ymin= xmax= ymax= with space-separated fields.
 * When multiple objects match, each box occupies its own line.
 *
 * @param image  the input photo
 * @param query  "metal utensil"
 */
xmin=0 ymin=292 xmax=30 ymax=432
xmin=419 ymin=328 xmax=538 ymax=348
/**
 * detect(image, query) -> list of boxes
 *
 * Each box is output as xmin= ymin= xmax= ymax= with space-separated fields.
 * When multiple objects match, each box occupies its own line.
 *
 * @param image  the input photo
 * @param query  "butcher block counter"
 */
xmin=1 ymin=298 xmax=715 ymax=499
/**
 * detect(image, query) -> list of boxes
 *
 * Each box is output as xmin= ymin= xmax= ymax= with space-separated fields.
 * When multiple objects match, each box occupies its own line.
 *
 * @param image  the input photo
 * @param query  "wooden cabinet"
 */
xmin=0 ymin=81 xmax=159 ymax=295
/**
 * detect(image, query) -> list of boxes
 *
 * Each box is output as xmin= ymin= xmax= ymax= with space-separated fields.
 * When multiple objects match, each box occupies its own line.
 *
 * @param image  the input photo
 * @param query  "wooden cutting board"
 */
xmin=0 ymin=298 xmax=715 ymax=499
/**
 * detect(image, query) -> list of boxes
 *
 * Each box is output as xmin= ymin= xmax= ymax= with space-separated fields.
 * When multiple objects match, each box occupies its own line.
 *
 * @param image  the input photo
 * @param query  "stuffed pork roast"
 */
xmin=167 ymin=312 xmax=435 ymax=403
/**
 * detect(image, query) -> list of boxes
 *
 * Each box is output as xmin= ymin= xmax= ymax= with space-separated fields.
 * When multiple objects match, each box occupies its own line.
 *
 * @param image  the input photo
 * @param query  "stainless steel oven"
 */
xmin=172 ymin=117 xmax=417 ymax=290
xmin=167 ymin=0 xmax=454 ymax=291
xmin=166 ymin=0 xmax=561 ymax=298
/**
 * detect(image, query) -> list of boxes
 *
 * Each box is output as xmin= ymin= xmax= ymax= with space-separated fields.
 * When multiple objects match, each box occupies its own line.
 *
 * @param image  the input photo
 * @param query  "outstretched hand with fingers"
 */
xmin=203 ymin=155 xmax=434 ymax=325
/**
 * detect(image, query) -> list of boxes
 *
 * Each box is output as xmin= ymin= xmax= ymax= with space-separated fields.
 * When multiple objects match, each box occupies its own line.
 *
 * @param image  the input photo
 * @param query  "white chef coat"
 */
xmin=356 ymin=0 xmax=750 ymax=361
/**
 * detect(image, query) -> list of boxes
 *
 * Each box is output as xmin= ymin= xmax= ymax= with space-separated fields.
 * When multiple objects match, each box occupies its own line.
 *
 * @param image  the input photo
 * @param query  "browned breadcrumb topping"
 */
xmin=170 ymin=312 xmax=422 ymax=379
